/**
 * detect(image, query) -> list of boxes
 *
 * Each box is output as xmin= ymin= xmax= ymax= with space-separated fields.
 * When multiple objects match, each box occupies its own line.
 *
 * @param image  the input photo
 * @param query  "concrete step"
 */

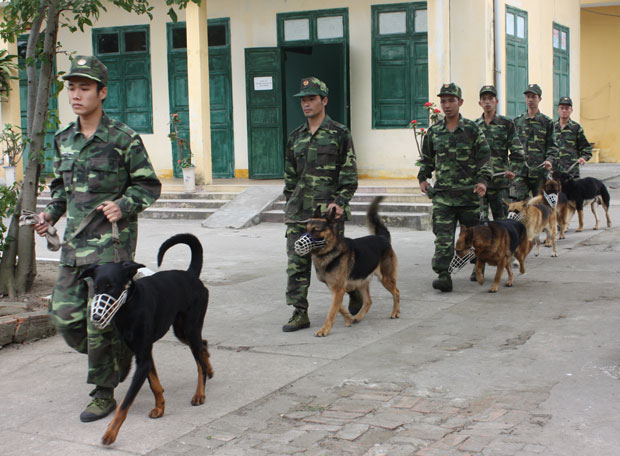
xmin=139 ymin=207 xmax=218 ymax=220
xmin=260 ymin=209 xmax=431 ymax=229
xmin=269 ymin=200 xmax=432 ymax=214
xmin=150 ymin=199 xmax=230 ymax=209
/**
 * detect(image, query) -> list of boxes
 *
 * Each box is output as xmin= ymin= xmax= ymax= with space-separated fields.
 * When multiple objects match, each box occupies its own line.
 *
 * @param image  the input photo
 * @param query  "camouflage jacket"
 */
xmin=283 ymin=115 xmax=358 ymax=222
xmin=513 ymin=110 xmax=558 ymax=177
xmin=418 ymin=115 xmax=493 ymax=206
xmin=553 ymin=119 xmax=592 ymax=178
xmin=45 ymin=113 xmax=161 ymax=267
xmin=475 ymin=114 xmax=525 ymax=189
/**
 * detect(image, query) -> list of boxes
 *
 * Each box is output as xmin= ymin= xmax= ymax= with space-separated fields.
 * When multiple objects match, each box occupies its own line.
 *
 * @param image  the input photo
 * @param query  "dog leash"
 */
xmin=565 ymin=160 xmax=580 ymax=174
xmin=20 ymin=209 xmax=119 ymax=260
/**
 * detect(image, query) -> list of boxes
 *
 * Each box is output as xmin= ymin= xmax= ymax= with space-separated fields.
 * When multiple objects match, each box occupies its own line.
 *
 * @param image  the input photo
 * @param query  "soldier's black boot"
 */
xmin=432 ymin=273 xmax=453 ymax=292
xmin=348 ymin=290 xmax=363 ymax=316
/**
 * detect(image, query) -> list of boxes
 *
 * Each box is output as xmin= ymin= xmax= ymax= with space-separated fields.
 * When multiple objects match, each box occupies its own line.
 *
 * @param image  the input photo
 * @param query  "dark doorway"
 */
xmin=283 ymin=44 xmax=346 ymax=136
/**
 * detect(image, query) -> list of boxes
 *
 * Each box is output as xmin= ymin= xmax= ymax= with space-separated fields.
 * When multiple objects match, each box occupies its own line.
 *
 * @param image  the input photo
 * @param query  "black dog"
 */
xmin=552 ymin=171 xmax=612 ymax=232
xmin=80 ymin=233 xmax=213 ymax=445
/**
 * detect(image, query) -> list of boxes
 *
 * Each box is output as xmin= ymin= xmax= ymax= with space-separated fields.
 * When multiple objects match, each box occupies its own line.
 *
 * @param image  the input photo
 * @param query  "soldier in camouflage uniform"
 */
xmin=513 ymin=84 xmax=558 ymax=200
xmin=418 ymin=83 xmax=492 ymax=292
xmin=554 ymin=96 xmax=592 ymax=178
xmin=476 ymin=85 xmax=524 ymax=221
xmin=282 ymin=77 xmax=358 ymax=332
xmin=35 ymin=56 xmax=161 ymax=422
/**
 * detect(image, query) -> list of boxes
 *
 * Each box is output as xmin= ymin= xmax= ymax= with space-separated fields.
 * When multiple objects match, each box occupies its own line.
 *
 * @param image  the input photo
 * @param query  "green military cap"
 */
xmin=479 ymin=85 xmax=497 ymax=97
xmin=62 ymin=55 xmax=108 ymax=86
xmin=437 ymin=82 xmax=462 ymax=99
xmin=523 ymin=83 xmax=542 ymax=96
xmin=558 ymin=96 xmax=572 ymax=106
xmin=293 ymin=77 xmax=328 ymax=97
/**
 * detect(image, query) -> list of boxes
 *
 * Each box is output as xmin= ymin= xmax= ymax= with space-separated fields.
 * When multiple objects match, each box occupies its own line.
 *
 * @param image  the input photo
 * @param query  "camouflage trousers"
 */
xmin=512 ymin=172 xmax=546 ymax=201
xmin=481 ymin=187 xmax=509 ymax=221
xmin=49 ymin=264 xmax=125 ymax=389
xmin=431 ymin=203 xmax=481 ymax=275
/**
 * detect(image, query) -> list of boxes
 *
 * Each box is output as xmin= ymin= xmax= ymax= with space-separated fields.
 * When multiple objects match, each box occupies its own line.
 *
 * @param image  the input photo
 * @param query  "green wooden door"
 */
xmin=553 ymin=24 xmax=570 ymax=119
xmin=505 ymin=7 xmax=528 ymax=118
xmin=17 ymin=37 xmax=57 ymax=176
xmin=167 ymin=23 xmax=190 ymax=178
xmin=167 ymin=20 xmax=234 ymax=178
xmin=245 ymin=48 xmax=284 ymax=179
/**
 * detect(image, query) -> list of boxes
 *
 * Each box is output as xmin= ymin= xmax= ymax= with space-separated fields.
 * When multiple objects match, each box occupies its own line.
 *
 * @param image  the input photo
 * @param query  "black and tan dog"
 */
xmin=455 ymin=220 xmax=529 ymax=293
xmin=80 ymin=233 xmax=213 ymax=445
xmin=507 ymin=198 xmax=558 ymax=257
xmin=528 ymin=177 xmax=573 ymax=239
xmin=552 ymin=171 xmax=612 ymax=232
xmin=306 ymin=196 xmax=400 ymax=337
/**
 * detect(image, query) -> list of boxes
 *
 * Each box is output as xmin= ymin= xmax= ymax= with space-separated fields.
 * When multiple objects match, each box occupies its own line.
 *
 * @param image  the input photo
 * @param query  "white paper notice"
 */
xmin=254 ymin=77 xmax=273 ymax=91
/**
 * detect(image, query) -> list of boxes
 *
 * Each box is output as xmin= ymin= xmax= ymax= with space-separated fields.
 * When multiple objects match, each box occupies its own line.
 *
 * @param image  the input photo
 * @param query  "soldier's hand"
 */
xmin=34 ymin=212 xmax=52 ymax=237
xmin=97 ymin=201 xmax=122 ymax=223
xmin=578 ymin=157 xmax=587 ymax=166
xmin=419 ymin=181 xmax=430 ymax=194
xmin=505 ymin=170 xmax=515 ymax=180
xmin=543 ymin=160 xmax=552 ymax=170
xmin=474 ymin=183 xmax=487 ymax=198
xmin=327 ymin=203 xmax=344 ymax=219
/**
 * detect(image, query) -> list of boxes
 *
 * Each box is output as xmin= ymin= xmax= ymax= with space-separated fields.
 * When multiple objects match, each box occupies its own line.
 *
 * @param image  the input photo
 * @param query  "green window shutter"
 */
xmin=372 ymin=3 xmax=428 ymax=129
xmin=552 ymin=23 xmax=570 ymax=118
xmin=124 ymin=55 xmax=152 ymax=132
xmin=505 ymin=7 xmax=528 ymax=118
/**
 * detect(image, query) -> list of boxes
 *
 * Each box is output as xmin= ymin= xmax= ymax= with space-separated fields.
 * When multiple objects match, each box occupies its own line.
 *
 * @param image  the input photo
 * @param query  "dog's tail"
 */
xmin=600 ymin=183 xmax=611 ymax=209
xmin=367 ymin=196 xmax=391 ymax=242
xmin=157 ymin=233 xmax=203 ymax=278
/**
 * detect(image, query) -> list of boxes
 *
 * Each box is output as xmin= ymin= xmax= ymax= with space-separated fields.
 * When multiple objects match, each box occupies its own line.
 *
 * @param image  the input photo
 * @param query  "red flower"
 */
xmin=424 ymin=102 xmax=432 ymax=107
xmin=177 ymin=159 xmax=181 ymax=163
xmin=410 ymin=120 xmax=417 ymax=124
xmin=420 ymin=128 xmax=426 ymax=133
xmin=434 ymin=108 xmax=441 ymax=113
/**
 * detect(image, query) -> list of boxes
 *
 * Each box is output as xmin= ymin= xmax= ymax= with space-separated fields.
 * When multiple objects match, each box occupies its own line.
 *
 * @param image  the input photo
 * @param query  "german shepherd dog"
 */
xmin=455 ymin=220 xmax=529 ymax=293
xmin=306 ymin=196 xmax=400 ymax=337
xmin=80 ymin=234 xmax=213 ymax=445
xmin=552 ymin=171 xmax=612 ymax=232
xmin=527 ymin=177 xmax=562 ymax=248
xmin=506 ymin=199 xmax=557 ymax=257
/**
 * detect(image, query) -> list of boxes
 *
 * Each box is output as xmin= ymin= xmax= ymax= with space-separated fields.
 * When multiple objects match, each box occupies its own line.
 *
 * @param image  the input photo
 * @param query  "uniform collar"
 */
xmin=440 ymin=113 xmax=465 ymax=131
xmin=478 ymin=113 xmax=499 ymax=124
xmin=556 ymin=118 xmax=574 ymax=129
xmin=74 ymin=112 xmax=110 ymax=142
xmin=303 ymin=114 xmax=332 ymax=133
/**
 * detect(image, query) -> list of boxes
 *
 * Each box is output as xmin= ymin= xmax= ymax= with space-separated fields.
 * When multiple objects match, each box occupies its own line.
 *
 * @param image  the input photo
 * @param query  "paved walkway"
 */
xmin=1 ymin=164 xmax=620 ymax=455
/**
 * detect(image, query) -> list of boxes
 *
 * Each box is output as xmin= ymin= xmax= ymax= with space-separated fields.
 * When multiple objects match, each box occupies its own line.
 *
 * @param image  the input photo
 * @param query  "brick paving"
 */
xmin=160 ymin=382 xmax=552 ymax=455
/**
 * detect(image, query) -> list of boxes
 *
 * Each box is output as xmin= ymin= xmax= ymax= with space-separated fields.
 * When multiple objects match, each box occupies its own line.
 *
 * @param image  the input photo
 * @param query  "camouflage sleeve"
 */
xmin=417 ymin=132 xmax=434 ymax=183
xmin=114 ymin=135 xmax=161 ymax=217
xmin=474 ymin=125 xmax=492 ymax=186
xmin=334 ymin=131 xmax=358 ymax=208
xmin=283 ymin=136 xmax=297 ymax=202
xmin=506 ymin=119 xmax=525 ymax=174
xmin=45 ymin=137 xmax=67 ymax=224
xmin=545 ymin=119 xmax=558 ymax=163
xmin=577 ymin=125 xmax=592 ymax=161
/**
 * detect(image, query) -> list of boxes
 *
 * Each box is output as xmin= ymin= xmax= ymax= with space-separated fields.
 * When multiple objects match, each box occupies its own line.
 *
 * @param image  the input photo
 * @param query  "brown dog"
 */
xmin=455 ymin=220 xmax=529 ymax=293
xmin=529 ymin=177 xmax=570 ymax=241
xmin=507 ymin=198 xmax=558 ymax=257
xmin=305 ymin=196 xmax=400 ymax=337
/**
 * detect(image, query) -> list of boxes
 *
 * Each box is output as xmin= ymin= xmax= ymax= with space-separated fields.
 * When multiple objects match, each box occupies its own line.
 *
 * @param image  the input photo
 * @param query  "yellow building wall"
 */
xmin=580 ymin=5 xmax=620 ymax=162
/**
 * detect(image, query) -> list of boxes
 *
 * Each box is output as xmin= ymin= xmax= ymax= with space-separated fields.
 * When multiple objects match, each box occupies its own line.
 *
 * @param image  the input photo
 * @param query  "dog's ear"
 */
xmin=502 ymin=198 xmax=512 ymax=206
xmin=78 ymin=264 xmax=98 ymax=281
xmin=121 ymin=261 xmax=145 ymax=279
xmin=325 ymin=206 xmax=337 ymax=222
xmin=313 ymin=205 xmax=323 ymax=219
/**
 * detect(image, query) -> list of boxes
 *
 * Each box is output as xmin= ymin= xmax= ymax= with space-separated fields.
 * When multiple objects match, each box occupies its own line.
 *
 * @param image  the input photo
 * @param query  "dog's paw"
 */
xmin=101 ymin=430 xmax=117 ymax=446
xmin=191 ymin=393 xmax=205 ymax=406
xmin=149 ymin=406 xmax=165 ymax=418
xmin=505 ymin=281 xmax=513 ymax=287
xmin=593 ymin=226 xmax=599 ymax=230
xmin=551 ymin=252 xmax=558 ymax=258
xmin=477 ymin=277 xmax=485 ymax=286
xmin=576 ymin=228 xmax=583 ymax=232
xmin=315 ymin=327 xmax=331 ymax=337
xmin=390 ymin=310 xmax=400 ymax=319
xmin=488 ymin=286 xmax=498 ymax=293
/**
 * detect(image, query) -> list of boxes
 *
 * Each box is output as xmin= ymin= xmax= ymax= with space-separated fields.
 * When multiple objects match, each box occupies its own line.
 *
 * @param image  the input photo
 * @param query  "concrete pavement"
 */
xmin=1 ymin=165 xmax=620 ymax=455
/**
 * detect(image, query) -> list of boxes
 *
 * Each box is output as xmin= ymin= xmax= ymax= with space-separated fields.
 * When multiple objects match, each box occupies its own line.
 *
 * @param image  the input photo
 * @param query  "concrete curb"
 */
xmin=0 ymin=310 xmax=56 ymax=347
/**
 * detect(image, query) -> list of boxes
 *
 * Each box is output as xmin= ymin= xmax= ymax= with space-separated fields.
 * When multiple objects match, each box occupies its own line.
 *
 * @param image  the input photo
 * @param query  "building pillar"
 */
xmin=186 ymin=0 xmax=212 ymax=185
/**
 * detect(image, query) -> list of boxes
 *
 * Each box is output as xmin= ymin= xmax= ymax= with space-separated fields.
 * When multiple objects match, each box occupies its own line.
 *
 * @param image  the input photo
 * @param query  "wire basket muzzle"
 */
xmin=90 ymin=289 xmax=128 ymax=329
xmin=448 ymin=247 xmax=476 ymax=274
xmin=294 ymin=233 xmax=325 ymax=256
xmin=507 ymin=211 xmax=525 ymax=222
xmin=544 ymin=191 xmax=558 ymax=208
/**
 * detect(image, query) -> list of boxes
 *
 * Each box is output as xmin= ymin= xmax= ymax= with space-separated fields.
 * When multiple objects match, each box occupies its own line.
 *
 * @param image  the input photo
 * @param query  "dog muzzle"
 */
xmin=294 ymin=233 xmax=326 ymax=256
xmin=90 ymin=288 xmax=129 ymax=329
xmin=544 ymin=191 xmax=558 ymax=208
xmin=448 ymin=247 xmax=476 ymax=274
xmin=507 ymin=211 xmax=525 ymax=222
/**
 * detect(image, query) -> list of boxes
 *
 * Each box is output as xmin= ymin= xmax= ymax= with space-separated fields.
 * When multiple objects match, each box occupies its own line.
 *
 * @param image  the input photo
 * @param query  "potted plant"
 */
xmin=1 ymin=123 xmax=25 ymax=187
xmin=168 ymin=113 xmax=195 ymax=192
